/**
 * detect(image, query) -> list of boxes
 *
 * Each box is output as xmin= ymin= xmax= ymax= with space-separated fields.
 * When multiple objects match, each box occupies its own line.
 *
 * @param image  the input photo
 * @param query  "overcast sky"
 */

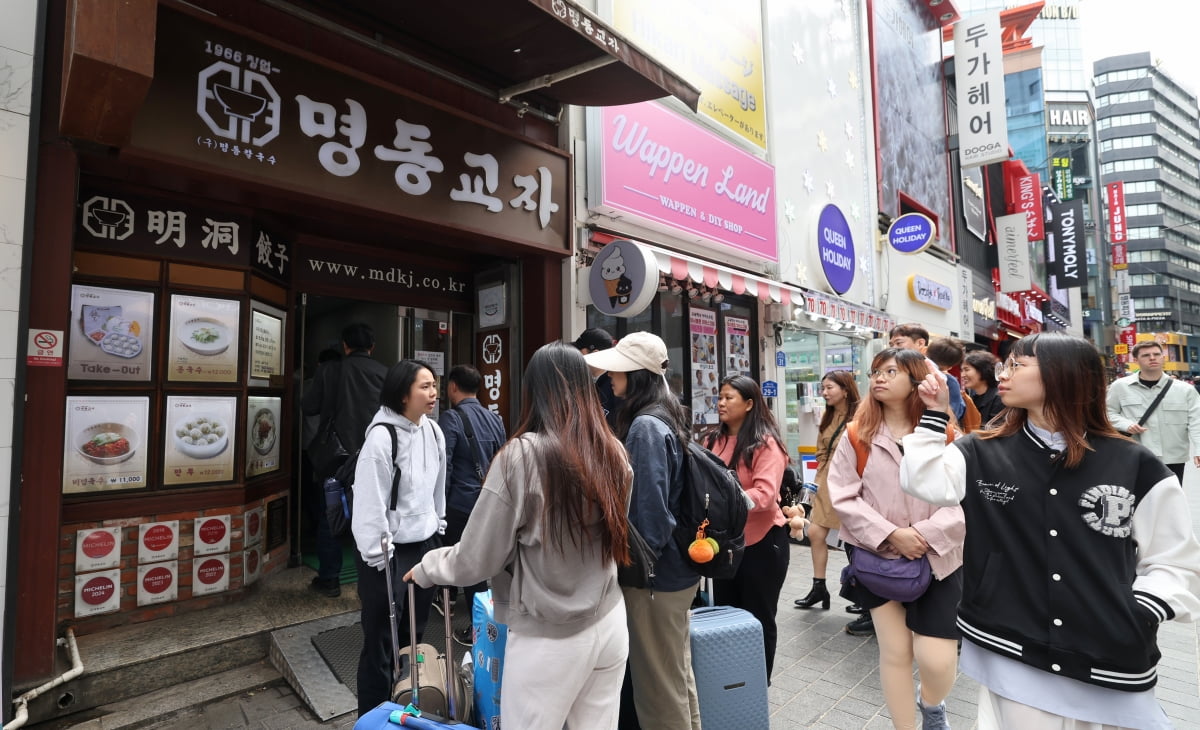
xmin=1083 ymin=0 xmax=1196 ymax=94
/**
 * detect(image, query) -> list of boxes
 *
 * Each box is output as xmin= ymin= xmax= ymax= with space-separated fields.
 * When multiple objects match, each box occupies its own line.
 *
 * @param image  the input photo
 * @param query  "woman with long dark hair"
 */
xmin=408 ymin=342 xmax=632 ymax=729
xmin=828 ymin=348 xmax=965 ymax=729
xmin=903 ymin=333 xmax=1200 ymax=729
xmin=961 ymin=350 xmax=1004 ymax=426
xmin=708 ymin=375 xmax=790 ymax=680
xmin=794 ymin=370 xmax=861 ymax=612
xmin=584 ymin=332 xmax=701 ymax=730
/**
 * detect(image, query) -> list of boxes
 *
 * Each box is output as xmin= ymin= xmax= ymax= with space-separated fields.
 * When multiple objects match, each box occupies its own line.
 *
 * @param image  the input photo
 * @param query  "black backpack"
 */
xmin=644 ymin=410 xmax=748 ymax=579
xmin=323 ymin=423 xmax=398 ymax=537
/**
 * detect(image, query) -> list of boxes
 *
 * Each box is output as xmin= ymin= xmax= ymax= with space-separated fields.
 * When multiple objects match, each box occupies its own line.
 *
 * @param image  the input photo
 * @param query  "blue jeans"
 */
xmin=304 ymin=453 xmax=343 ymax=582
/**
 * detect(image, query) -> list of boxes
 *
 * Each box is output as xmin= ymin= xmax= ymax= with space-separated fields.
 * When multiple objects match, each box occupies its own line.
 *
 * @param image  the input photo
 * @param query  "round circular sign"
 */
xmin=81 ymin=576 xmax=116 ymax=605
xmin=887 ymin=213 xmax=936 ymax=254
xmin=197 ymin=558 xmax=225 ymax=585
xmin=81 ymin=530 xmax=117 ymax=559
xmin=143 ymin=524 xmax=174 ymax=552
xmin=247 ymin=512 xmax=260 ymax=537
xmin=587 ymin=240 xmax=660 ymax=318
xmin=198 ymin=518 xmax=227 ymax=545
xmin=816 ymin=205 xmax=855 ymax=295
xmin=142 ymin=566 xmax=174 ymax=594
xmin=246 ymin=549 xmax=259 ymax=574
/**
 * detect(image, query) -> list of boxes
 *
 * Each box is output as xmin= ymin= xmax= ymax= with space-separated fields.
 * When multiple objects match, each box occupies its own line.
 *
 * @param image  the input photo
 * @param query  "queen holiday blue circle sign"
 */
xmin=817 ymin=204 xmax=855 ymax=295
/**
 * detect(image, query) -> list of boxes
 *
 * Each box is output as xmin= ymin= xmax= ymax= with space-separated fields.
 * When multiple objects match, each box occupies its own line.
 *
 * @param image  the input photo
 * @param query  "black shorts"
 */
xmin=840 ymin=555 xmax=962 ymax=640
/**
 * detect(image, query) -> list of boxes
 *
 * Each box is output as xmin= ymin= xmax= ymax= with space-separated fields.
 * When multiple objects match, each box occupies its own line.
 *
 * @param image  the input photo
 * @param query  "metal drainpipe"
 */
xmin=4 ymin=629 xmax=82 ymax=730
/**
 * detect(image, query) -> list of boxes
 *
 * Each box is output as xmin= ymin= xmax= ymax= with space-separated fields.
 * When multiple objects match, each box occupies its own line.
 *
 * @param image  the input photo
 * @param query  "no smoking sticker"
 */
xmin=27 ymin=329 xmax=64 ymax=367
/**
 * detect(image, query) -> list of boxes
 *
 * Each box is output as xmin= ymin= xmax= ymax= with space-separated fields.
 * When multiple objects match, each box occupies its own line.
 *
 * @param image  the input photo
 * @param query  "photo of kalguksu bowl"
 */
xmin=179 ymin=317 xmax=230 ymax=355
xmin=75 ymin=422 xmax=138 ymax=465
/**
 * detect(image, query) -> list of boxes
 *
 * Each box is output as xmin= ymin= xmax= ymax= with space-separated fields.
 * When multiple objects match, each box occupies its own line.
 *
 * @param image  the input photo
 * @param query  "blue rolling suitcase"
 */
xmin=689 ymin=579 xmax=770 ymax=729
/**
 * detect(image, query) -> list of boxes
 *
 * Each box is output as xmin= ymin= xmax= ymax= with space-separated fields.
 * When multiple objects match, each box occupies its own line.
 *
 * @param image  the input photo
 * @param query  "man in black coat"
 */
xmin=301 ymin=322 xmax=388 ymax=597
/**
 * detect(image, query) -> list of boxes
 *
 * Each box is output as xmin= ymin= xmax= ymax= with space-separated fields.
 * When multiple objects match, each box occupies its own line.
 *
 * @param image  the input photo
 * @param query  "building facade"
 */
xmin=1095 ymin=52 xmax=1200 ymax=354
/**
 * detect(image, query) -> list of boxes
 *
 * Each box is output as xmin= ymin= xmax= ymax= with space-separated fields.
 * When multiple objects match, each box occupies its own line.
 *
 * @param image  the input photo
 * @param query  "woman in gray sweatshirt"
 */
xmin=409 ymin=342 xmax=633 ymax=730
xmin=351 ymin=359 xmax=446 ymax=717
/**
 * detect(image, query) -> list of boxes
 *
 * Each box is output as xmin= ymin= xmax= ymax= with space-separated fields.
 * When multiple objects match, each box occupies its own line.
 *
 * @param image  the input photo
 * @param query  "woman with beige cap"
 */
xmin=584 ymin=332 xmax=701 ymax=730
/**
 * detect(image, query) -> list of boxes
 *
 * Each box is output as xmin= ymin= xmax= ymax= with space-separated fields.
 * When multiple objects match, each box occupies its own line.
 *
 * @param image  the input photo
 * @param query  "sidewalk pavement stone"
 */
xmin=147 ymin=469 xmax=1200 ymax=729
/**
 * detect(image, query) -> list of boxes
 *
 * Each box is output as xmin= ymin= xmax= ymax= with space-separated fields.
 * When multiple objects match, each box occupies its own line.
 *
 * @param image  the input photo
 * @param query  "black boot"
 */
xmin=845 ymin=613 xmax=875 ymax=636
xmin=793 ymin=578 xmax=830 ymax=610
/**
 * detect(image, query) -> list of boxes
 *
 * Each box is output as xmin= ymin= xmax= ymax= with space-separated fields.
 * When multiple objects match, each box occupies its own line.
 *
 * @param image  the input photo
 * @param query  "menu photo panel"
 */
xmin=69 ymin=285 xmax=155 ymax=381
xmin=168 ymin=294 xmax=241 ymax=382
xmin=63 ymin=396 xmax=151 ymax=494
xmin=245 ymin=396 xmax=282 ymax=477
xmin=163 ymin=395 xmax=238 ymax=486
xmin=248 ymin=301 xmax=285 ymax=386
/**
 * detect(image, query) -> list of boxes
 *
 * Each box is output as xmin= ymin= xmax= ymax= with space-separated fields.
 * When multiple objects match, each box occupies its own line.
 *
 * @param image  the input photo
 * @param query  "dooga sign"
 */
xmin=587 ymin=240 xmax=659 ymax=318
xmin=887 ymin=213 xmax=936 ymax=254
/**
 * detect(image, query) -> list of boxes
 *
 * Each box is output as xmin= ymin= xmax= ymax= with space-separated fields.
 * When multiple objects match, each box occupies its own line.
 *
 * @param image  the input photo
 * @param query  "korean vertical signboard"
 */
xmin=954 ymin=13 xmax=1009 ymax=167
xmin=1107 ymin=181 xmax=1128 ymax=272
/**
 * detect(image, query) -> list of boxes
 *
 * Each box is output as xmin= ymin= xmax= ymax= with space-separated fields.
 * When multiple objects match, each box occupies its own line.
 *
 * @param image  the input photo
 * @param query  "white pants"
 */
xmin=977 ymin=685 xmax=1133 ymax=730
xmin=500 ymin=599 xmax=629 ymax=730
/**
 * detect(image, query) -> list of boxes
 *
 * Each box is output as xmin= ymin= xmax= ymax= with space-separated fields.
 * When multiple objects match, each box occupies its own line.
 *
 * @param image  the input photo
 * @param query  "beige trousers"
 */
xmin=622 ymin=583 xmax=702 ymax=730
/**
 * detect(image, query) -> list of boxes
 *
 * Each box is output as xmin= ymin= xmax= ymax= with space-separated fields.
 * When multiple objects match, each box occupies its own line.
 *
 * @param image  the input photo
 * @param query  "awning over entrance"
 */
xmin=338 ymin=0 xmax=701 ymax=111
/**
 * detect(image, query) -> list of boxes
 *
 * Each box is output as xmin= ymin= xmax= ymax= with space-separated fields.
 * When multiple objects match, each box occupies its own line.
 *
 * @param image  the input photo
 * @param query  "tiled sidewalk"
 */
xmin=142 ymin=471 xmax=1200 ymax=729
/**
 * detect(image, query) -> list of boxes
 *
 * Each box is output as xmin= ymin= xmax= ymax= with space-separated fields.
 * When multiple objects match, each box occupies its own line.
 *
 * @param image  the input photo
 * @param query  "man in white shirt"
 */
xmin=1107 ymin=341 xmax=1200 ymax=483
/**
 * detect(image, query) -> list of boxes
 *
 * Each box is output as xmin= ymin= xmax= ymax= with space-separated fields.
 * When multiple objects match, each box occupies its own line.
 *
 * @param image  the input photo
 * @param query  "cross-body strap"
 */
xmin=1137 ymin=378 xmax=1173 ymax=427
xmin=453 ymin=405 xmax=485 ymax=480
xmin=369 ymin=423 xmax=401 ymax=511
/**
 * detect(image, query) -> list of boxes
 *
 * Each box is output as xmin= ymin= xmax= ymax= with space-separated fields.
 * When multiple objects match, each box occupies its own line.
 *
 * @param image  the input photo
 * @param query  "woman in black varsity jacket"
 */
xmin=901 ymin=334 xmax=1200 ymax=730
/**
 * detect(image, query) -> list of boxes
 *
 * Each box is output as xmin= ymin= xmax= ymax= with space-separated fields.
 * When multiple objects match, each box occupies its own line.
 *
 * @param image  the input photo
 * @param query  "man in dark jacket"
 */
xmin=300 ymin=322 xmax=388 ymax=597
xmin=573 ymin=327 xmax=622 ymax=430
xmin=437 ymin=364 xmax=507 ymax=642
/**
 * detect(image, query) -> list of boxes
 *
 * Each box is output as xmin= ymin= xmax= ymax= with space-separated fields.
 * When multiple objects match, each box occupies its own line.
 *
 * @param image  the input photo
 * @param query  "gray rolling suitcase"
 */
xmin=689 ymin=578 xmax=769 ymax=729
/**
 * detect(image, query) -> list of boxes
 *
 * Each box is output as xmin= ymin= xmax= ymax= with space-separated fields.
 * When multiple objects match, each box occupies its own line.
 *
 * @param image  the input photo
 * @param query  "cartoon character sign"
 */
xmin=598 ymin=246 xmax=633 ymax=309
xmin=586 ymin=239 xmax=659 ymax=318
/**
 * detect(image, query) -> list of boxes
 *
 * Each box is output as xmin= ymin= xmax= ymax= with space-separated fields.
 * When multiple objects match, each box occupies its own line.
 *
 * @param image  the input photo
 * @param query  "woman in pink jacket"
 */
xmin=708 ymin=375 xmax=789 ymax=681
xmin=828 ymin=348 xmax=965 ymax=729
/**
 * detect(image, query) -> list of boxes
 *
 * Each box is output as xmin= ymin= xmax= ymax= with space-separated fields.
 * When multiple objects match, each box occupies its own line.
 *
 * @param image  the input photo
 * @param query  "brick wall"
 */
xmin=58 ymin=490 xmax=290 ymax=635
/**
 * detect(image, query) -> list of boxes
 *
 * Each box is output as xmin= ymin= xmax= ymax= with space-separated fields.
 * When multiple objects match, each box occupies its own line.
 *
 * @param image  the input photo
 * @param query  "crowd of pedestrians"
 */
xmin=311 ymin=321 xmax=1200 ymax=730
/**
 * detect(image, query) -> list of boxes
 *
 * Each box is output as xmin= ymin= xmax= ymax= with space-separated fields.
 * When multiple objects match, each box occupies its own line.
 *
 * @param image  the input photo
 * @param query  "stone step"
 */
xmin=31 ymin=661 xmax=284 ymax=729
xmin=19 ymin=567 xmax=359 ymax=726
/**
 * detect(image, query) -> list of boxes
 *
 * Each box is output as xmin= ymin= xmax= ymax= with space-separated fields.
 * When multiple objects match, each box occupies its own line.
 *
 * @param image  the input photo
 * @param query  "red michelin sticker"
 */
xmin=143 ymin=524 xmax=174 ymax=552
xmin=81 ymin=576 xmax=116 ymax=605
xmin=198 ymin=518 xmax=227 ymax=545
xmin=81 ymin=530 xmax=117 ymax=559
xmin=197 ymin=558 xmax=225 ymax=584
xmin=142 ymin=566 xmax=173 ymax=594
xmin=246 ymin=550 xmax=259 ymax=574
xmin=247 ymin=512 xmax=260 ymax=537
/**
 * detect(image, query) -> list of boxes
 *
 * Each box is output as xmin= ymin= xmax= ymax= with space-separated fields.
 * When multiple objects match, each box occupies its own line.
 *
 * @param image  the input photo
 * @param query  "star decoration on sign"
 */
xmin=784 ymin=200 xmax=797 ymax=223
xmin=844 ymin=122 xmax=855 ymax=140
xmin=792 ymin=41 xmax=805 ymax=65
xmin=860 ymin=256 xmax=871 ymax=275
xmin=827 ymin=78 xmax=839 ymax=99
xmin=851 ymin=203 xmax=862 ymax=221
xmin=845 ymin=150 xmax=855 ymax=169
xmin=803 ymin=170 xmax=815 ymax=194
xmin=817 ymin=131 xmax=828 ymax=152
xmin=839 ymin=0 xmax=850 ymax=16
xmin=826 ymin=181 xmax=836 ymax=200
xmin=848 ymin=70 xmax=860 ymax=90
xmin=796 ymin=263 xmax=809 ymax=286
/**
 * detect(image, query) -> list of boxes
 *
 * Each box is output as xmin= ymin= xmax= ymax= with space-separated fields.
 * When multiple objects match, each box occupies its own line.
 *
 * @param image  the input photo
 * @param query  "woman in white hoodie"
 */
xmin=407 ymin=342 xmax=632 ymax=729
xmin=351 ymin=358 xmax=446 ymax=717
